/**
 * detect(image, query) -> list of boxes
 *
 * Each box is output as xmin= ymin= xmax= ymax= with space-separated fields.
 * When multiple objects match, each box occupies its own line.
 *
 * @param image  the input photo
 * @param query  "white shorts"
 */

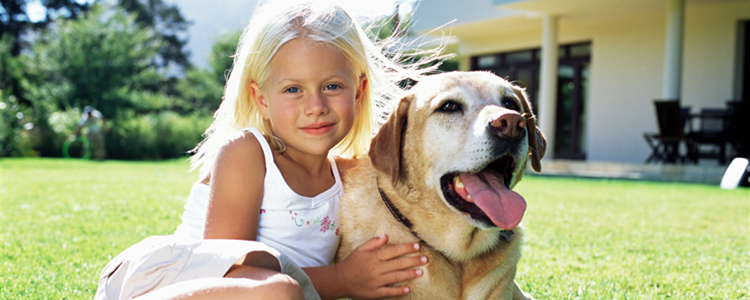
xmin=95 ymin=235 xmax=320 ymax=300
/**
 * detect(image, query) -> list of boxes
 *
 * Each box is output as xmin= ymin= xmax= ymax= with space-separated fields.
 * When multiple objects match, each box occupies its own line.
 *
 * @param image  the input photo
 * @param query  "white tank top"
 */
xmin=174 ymin=128 xmax=343 ymax=268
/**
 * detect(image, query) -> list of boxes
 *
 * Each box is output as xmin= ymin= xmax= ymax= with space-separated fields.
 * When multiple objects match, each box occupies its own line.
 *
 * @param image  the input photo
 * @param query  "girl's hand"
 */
xmin=336 ymin=234 xmax=428 ymax=299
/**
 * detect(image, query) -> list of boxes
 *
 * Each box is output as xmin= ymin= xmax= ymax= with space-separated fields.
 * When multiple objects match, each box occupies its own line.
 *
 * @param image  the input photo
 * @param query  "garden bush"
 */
xmin=106 ymin=111 xmax=212 ymax=160
xmin=0 ymin=92 xmax=35 ymax=157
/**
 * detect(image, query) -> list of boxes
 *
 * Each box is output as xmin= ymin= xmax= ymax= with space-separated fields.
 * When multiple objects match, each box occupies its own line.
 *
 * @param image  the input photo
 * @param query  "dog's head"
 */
xmin=369 ymin=71 xmax=546 ymax=231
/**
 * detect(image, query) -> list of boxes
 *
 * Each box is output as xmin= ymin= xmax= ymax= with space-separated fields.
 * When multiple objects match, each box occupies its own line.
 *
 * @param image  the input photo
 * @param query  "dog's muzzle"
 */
xmin=440 ymin=155 xmax=526 ymax=230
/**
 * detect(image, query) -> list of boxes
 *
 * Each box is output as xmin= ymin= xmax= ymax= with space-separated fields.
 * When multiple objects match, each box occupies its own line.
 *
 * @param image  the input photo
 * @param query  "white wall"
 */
xmin=682 ymin=1 xmax=749 ymax=111
xmin=584 ymin=13 xmax=667 ymax=163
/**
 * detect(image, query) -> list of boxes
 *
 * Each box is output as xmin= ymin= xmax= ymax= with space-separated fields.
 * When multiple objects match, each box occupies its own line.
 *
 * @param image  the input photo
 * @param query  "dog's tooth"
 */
xmin=454 ymin=175 xmax=471 ymax=200
xmin=454 ymin=175 xmax=464 ymax=189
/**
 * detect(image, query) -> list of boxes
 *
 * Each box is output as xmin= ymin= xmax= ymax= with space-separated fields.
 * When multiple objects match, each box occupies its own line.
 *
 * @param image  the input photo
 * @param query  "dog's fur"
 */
xmin=336 ymin=72 xmax=546 ymax=300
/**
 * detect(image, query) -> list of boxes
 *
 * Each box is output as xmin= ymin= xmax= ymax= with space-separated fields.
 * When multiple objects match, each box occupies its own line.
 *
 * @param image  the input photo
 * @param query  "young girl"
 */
xmin=96 ymin=1 xmax=441 ymax=299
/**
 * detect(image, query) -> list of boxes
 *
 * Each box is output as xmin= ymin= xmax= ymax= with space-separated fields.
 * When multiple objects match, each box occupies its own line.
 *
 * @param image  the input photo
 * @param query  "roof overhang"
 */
xmin=420 ymin=0 xmax=742 ymax=42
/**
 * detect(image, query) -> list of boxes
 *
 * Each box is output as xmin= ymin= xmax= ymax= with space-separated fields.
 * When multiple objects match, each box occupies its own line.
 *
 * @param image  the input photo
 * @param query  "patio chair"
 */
xmin=726 ymin=100 xmax=750 ymax=157
xmin=644 ymin=100 xmax=690 ymax=163
xmin=687 ymin=108 xmax=731 ymax=165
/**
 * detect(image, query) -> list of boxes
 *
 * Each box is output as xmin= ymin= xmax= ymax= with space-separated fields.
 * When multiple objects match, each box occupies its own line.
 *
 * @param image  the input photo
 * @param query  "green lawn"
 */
xmin=1 ymin=158 xmax=748 ymax=299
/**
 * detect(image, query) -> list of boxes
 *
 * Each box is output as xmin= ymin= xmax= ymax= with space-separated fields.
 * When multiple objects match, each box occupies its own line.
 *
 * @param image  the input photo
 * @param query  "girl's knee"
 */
xmin=225 ymin=266 xmax=303 ymax=300
xmin=231 ymin=273 xmax=302 ymax=300
xmin=263 ymin=273 xmax=304 ymax=300
xmin=135 ymin=276 xmax=303 ymax=300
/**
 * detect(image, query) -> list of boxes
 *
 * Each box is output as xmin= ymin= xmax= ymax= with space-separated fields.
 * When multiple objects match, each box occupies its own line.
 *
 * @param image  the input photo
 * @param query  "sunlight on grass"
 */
xmin=514 ymin=177 xmax=749 ymax=299
xmin=1 ymin=158 xmax=197 ymax=299
xmin=1 ymin=158 xmax=748 ymax=299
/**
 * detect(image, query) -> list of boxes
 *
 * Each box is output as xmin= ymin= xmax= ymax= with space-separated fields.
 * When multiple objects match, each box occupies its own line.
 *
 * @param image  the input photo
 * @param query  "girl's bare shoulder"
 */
xmin=206 ymin=131 xmax=266 ymax=182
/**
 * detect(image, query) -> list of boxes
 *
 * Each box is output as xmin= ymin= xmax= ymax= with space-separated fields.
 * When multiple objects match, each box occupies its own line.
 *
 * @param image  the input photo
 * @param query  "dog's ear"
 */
xmin=369 ymin=95 xmax=411 ymax=186
xmin=512 ymin=85 xmax=547 ymax=173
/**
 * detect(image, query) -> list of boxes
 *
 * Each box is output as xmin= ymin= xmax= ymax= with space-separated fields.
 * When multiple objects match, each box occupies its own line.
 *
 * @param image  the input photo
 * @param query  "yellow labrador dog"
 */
xmin=337 ymin=71 xmax=546 ymax=300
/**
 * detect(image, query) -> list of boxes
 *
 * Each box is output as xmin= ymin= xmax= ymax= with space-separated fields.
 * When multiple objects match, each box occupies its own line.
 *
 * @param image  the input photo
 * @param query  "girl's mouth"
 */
xmin=301 ymin=122 xmax=335 ymax=135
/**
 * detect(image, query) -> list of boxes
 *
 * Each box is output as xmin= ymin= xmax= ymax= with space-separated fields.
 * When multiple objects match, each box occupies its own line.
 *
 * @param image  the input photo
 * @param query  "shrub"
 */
xmin=0 ymin=92 xmax=35 ymax=157
xmin=106 ymin=111 xmax=211 ymax=160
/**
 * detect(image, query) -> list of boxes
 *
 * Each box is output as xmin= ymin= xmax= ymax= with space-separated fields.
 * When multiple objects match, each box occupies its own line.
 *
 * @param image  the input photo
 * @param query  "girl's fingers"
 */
xmin=374 ymin=286 xmax=411 ymax=298
xmin=376 ymin=268 xmax=424 ymax=287
xmin=376 ymin=242 xmax=421 ymax=261
xmin=384 ymin=255 xmax=428 ymax=273
xmin=356 ymin=234 xmax=388 ymax=252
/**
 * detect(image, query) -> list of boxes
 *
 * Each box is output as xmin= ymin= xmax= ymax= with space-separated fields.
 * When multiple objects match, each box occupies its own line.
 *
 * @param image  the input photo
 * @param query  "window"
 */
xmin=471 ymin=42 xmax=591 ymax=160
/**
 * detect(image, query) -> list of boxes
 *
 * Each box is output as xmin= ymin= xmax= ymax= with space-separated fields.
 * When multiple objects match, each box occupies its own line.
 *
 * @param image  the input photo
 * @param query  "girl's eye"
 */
xmin=285 ymin=87 xmax=300 ymax=94
xmin=325 ymin=84 xmax=340 ymax=91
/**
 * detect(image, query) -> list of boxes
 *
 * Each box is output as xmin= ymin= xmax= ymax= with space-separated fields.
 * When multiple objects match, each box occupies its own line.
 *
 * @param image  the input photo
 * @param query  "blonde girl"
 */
xmin=96 ymin=1 xmax=440 ymax=299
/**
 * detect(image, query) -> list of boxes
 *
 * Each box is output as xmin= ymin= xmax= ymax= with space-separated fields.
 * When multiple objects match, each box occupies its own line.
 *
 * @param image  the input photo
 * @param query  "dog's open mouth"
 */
xmin=440 ymin=156 xmax=526 ymax=230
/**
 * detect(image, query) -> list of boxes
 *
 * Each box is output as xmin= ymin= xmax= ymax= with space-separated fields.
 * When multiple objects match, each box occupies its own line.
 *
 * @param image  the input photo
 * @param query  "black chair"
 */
xmin=644 ymin=100 xmax=690 ymax=163
xmin=687 ymin=108 xmax=731 ymax=164
xmin=726 ymin=100 xmax=750 ymax=158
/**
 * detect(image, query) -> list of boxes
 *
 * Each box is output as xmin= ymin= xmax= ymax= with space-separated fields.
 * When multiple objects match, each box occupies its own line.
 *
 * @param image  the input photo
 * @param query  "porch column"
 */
xmin=662 ymin=0 xmax=685 ymax=100
xmin=538 ymin=14 xmax=559 ymax=159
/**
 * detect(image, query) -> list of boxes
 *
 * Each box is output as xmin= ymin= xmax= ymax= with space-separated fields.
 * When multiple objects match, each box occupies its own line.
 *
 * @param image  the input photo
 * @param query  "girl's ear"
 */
xmin=250 ymin=82 xmax=270 ymax=120
xmin=355 ymin=75 xmax=368 ymax=107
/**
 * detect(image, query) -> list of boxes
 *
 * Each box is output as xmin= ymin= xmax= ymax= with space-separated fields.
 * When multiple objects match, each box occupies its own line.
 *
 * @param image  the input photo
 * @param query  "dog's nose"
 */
xmin=490 ymin=112 xmax=526 ymax=140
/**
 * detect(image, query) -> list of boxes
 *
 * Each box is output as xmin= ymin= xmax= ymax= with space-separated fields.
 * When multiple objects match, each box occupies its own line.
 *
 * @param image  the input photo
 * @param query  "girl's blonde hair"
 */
xmin=190 ymin=0 xmax=443 ymax=178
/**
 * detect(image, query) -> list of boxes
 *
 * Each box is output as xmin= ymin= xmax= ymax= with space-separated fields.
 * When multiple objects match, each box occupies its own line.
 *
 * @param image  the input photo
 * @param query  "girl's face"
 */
xmin=252 ymin=38 xmax=367 ymax=159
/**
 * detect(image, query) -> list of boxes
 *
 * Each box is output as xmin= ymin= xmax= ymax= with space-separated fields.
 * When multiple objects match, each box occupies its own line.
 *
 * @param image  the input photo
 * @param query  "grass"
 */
xmin=513 ymin=175 xmax=749 ymax=299
xmin=1 ymin=158 xmax=196 ymax=299
xmin=1 ymin=158 xmax=748 ymax=299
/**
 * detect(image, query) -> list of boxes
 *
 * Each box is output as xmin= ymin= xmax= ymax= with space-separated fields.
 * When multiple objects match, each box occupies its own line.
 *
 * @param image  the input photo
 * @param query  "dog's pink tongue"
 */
xmin=458 ymin=171 xmax=526 ymax=229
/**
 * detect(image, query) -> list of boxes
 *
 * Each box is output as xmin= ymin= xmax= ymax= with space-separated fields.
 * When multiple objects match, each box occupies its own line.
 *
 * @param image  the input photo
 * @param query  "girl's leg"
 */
xmin=134 ymin=265 xmax=303 ymax=300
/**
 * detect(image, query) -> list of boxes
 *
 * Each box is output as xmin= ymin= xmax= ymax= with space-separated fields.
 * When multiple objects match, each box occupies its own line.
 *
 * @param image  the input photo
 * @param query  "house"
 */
xmin=411 ymin=0 xmax=749 ymax=165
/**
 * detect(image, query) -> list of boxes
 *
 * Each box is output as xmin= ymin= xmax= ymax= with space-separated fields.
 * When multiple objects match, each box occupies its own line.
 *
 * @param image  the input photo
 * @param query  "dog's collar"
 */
xmin=376 ymin=177 xmax=514 ymax=244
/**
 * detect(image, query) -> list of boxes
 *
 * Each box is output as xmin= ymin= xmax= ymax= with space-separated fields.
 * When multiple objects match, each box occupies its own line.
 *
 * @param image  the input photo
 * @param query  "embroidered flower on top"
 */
xmin=320 ymin=216 xmax=331 ymax=232
xmin=265 ymin=209 xmax=338 ymax=233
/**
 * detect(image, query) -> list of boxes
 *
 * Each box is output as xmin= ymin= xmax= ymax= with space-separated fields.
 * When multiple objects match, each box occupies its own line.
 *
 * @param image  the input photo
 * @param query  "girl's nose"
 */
xmin=305 ymin=91 xmax=329 ymax=116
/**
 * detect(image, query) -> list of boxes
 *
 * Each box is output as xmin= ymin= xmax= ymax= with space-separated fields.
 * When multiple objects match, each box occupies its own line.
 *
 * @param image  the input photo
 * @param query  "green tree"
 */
xmin=27 ymin=4 xmax=168 ymax=116
xmin=21 ymin=3 xmax=173 ymax=156
xmin=177 ymin=30 xmax=240 ymax=113
xmin=0 ymin=0 xmax=92 ymax=55
xmin=117 ymin=0 xmax=192 ymax=73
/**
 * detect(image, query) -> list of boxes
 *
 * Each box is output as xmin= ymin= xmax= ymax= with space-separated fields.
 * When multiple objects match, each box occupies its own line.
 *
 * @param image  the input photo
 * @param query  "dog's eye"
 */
xmin=502 ymin=98 xmax=521 ymax=112
xmin=437 ymin=101 xmax=462 ymax=113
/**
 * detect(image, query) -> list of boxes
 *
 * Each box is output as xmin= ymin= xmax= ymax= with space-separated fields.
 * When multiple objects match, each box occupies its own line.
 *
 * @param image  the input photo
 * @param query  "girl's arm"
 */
xmin=203 ymin=133 xmax=266 ymax=240
xmin=203 ymin=141 xmax=426 ymax=299
xmin=304 ymin=235 xmax=427 ymax=300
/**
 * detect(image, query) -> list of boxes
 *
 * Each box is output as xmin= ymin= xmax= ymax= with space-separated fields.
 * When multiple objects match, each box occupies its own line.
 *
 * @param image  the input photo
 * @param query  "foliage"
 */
xmin=0 ymin=89 xmax=35 ymax=156
xmin=176 ymin=30 xmax=240 ymax=113
xmin=0 ymin=36 xmax=36 ymax=156
xmin=105 ymin=111 xmax=211 ymax=160
xmin=0 ymin=0 xmax=92 ymax=55
xmin=12 ymin=3 xmax=196 ymax=158
xmin=26 ymin=4 xmax=165 ymax=118
xmin=0 ymin=2 xmax=219 ymax=160
xmin=2 ymin=160 xmax=748 ymax=299
xmin=0 ymin=34 xmax=25 ymax=99
xmin=117 ymin=0 xmax=192 ymax=73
